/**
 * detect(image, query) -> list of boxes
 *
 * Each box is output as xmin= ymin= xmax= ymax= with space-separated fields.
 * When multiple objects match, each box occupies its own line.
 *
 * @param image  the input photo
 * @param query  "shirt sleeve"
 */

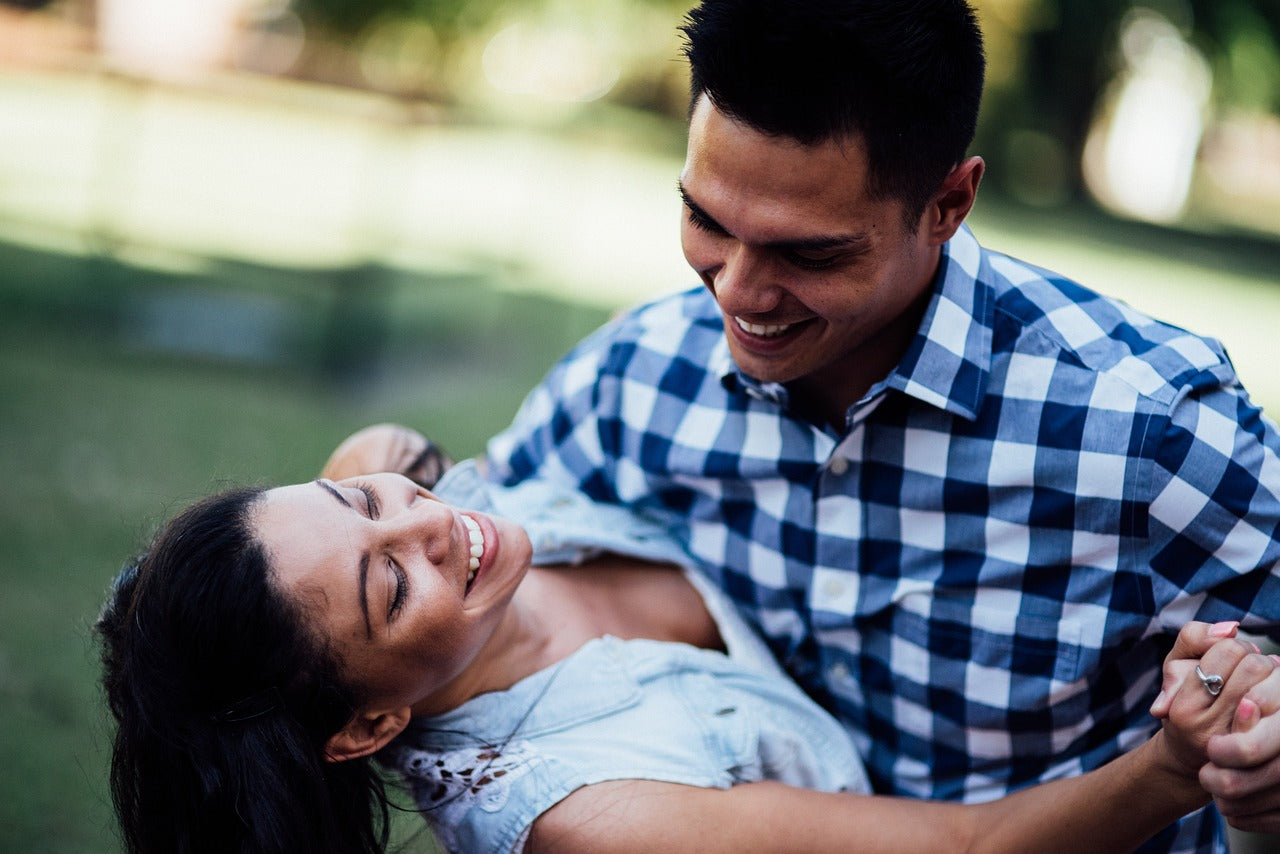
xmin=486 ymin=318 xmax=625 ymax=503
xmin=1146 ymin=367 xmax=1280 ymax=638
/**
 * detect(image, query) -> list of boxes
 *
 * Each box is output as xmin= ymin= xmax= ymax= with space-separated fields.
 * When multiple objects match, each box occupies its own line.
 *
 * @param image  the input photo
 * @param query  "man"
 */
xmin=485 ymin=2 xmax=1280 ymax=850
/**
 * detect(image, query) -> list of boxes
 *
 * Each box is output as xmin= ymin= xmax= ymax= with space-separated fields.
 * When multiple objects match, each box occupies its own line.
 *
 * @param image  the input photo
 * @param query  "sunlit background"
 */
xmin=1 ymin=1 xmax=1278 ymax=851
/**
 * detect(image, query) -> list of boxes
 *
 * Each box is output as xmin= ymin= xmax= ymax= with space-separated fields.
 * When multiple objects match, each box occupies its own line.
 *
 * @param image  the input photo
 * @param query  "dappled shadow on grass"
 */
xmin=0 ymin=240 xmax=608 ymax=853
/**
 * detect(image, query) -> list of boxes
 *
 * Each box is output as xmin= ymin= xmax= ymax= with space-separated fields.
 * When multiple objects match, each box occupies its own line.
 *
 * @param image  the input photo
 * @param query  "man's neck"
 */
xmin=789 ymin=284 xmax=933 ymax=431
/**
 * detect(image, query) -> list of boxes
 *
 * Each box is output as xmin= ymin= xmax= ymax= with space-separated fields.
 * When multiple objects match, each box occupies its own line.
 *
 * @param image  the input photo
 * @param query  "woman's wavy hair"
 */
xmin=97 ymin=487 xmax=393 ymax=854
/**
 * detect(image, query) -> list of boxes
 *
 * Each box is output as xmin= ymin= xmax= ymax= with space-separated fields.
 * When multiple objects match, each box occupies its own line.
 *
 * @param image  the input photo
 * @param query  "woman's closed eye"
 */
xmin=387 ymin=559 xmax=407 ymax=621
xmin=353 ymin=480 xmax=382 ymax=519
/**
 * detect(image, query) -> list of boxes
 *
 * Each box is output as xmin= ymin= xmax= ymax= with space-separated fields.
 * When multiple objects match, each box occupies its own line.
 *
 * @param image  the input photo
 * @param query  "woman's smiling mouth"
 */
xmin=461 ymin=514 xmax=483 ymax=593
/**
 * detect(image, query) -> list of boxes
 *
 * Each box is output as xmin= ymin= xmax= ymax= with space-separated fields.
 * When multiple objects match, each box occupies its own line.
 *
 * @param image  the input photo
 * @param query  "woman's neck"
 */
xmin=408 ymin=568 xmax=584 ymax=717
xmin=412 ymin=560 xmax=722 ymax=717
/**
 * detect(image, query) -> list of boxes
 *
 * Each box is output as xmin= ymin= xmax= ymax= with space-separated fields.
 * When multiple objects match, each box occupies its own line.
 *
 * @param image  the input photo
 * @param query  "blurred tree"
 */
xmin=294 ymin=0 xmax=474 ymax=38
xmin=980 ymin=0 xmax=1280 ymax=204
xmin=291 ymin=0 xmax=691 ymax=45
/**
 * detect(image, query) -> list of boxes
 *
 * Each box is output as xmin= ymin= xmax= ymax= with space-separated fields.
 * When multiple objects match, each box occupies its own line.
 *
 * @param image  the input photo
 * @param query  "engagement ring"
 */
xmin=1194 ymin=665 xmax=1224 ymax=698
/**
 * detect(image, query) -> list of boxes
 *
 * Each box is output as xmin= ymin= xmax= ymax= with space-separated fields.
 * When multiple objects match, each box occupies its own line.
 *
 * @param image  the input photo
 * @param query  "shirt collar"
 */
xmin=717 ymin=224 xmax=994 ymax=421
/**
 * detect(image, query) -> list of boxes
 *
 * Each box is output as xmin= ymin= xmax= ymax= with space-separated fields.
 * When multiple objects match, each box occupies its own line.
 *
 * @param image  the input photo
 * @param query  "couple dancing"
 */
xmin=100 ymin=2 xmax=1280 ymax=852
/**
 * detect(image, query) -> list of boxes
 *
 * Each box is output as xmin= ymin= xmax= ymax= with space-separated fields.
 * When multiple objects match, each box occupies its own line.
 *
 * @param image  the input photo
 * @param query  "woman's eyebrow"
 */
xmin=314 ymin=480 xmax=374 ymax=639
xmin=315 ymin=479 xmax=352 ymax=509
xmin=357 ymin=554 xmax=372 ymax=640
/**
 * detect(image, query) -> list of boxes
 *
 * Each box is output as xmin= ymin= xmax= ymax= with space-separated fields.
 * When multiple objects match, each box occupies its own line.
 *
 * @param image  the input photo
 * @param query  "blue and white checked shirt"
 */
xmin=487 ymin=224 xmax=1280 ymax=853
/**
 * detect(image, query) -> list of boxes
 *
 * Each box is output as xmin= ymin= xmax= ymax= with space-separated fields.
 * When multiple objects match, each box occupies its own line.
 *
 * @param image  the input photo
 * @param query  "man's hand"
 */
xmin=1202 ymin=643 xmax=1280 ymax=834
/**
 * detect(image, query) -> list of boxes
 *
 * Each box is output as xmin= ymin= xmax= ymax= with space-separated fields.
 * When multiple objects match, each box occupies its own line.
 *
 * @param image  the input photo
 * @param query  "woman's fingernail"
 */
xmin=1237 ymin=698 xmax=1261 ymax=732
xmin=1150 ymin=690 xmax=1168 ymax=716
xmin=1210 ymin=621 xmax=1240 ymax=638
xmin=1251 ymin=642 xmax=1262 ymax=654
xmin=1271 ymin=655 xmax=1280 ymax=666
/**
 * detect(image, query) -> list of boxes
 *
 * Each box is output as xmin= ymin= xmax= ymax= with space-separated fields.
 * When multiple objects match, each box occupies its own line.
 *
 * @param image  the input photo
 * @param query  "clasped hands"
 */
xmin=1154 ymin=620 xmax=1280 ymax=834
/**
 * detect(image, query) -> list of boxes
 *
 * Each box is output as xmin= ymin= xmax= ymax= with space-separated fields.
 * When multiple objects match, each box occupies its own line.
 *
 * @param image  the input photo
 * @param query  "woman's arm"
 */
xmin=528 ymin=626 xmax=1274 ymax=854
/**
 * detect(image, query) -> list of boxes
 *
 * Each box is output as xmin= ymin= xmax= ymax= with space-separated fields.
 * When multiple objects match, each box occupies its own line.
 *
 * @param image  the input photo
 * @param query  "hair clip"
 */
xmin=210 ymin=686 xmax=284 ymax=724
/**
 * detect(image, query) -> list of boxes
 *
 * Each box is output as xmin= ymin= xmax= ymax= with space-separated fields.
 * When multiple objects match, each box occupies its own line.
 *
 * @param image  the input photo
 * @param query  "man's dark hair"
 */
xmin=682 ymin=0 xmax=985 ymax=219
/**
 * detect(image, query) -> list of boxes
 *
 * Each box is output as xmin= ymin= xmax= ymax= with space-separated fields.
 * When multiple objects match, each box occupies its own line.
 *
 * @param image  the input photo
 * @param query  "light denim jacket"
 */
xmin=382 ymin=462 xmax=868 ymax=853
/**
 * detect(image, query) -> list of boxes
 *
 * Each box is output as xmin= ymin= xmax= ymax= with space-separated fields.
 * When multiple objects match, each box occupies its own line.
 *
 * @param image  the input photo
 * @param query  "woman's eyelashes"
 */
xmin=387 ymin=560 xmax=407 ymax=621
xmin=353 ymin=481 xmax=381 ymax=519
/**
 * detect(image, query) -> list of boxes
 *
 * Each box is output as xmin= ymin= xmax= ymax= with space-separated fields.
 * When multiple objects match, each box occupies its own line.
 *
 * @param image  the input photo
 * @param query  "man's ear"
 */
xmin=324 ymin=706 xmax=412 ymax=763
xmin=923 ymin=156 xmax=984 ymax=245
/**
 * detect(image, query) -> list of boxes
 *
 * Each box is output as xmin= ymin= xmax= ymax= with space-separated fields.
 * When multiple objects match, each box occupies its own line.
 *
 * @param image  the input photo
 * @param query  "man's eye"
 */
xmin=686 ymin=205 xmax=728 ymax=236
xmin=787 ymin=251 xmax=839 ymax=271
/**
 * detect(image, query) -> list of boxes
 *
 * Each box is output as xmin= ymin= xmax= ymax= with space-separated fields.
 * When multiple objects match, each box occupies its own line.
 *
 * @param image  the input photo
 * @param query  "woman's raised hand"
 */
xmin=1150 ymin=621 xmax=1280 ymax=779
xmin=321 ymin=423 xmax=453 ymax=488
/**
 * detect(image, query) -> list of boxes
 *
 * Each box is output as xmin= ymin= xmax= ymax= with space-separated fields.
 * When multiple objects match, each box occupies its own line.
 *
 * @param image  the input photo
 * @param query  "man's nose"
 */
xmin=711 ymin=245 xmax=776 ymax=314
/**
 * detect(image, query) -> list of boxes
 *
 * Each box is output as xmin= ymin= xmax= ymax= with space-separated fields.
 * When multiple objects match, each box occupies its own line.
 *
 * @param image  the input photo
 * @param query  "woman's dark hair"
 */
xmin=97 ymin=487 xmax=392 ymax=854
xmin=681 ymin=0 xmax=986 ymax=221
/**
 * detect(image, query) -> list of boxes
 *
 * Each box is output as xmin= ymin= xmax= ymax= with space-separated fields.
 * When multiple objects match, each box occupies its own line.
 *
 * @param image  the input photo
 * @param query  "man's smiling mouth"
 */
xmin=734 ymin=317 xmax=793 ymax=337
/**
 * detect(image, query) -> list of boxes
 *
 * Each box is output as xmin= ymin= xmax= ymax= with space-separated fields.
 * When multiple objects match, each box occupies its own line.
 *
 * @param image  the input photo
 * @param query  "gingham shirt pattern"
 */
xmin=487 ymin=225 xmax=1280 ymax=853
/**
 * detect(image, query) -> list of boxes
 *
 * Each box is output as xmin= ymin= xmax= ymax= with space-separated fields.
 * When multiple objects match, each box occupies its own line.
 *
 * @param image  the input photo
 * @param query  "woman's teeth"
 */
xmin=735 ymin=317 xmax=791 ymax=337
xmin=462 ymin=514 xmax=484 ymax=588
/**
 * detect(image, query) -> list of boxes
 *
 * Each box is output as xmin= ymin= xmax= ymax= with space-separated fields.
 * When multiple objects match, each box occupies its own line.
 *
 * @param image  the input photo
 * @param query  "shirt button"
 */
xmin=828 ymin=457 xmax=849 ymax=475
xmin=829 ymin=662 xmax=851 ymax=683
xmin=823 ymin=577 xmax=847 ymax=599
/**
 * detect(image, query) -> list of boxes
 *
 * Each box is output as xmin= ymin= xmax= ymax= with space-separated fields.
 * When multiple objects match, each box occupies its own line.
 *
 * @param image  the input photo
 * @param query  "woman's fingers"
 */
xmin=1159 ymin=640 xmax=1276 ymax=775
xmin=1151 ymin=621 xmax=1239 ymax=718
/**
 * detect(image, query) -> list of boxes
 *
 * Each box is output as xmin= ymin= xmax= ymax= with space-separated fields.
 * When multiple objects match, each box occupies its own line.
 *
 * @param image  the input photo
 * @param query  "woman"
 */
xmin=99 ymin=429 xmax=1277 ymax=854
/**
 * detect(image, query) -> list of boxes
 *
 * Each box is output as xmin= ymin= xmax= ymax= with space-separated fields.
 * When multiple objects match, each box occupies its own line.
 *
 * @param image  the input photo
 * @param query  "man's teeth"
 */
xmin=735 ymin=317 xmax=792 ymax=337
xmin=462 ymin=515 xmax=484 ymax=586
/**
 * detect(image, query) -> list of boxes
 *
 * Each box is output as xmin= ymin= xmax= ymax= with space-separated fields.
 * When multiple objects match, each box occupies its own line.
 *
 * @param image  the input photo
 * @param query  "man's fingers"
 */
xmin=1207 ymin=668 xmax=1280 ymax=765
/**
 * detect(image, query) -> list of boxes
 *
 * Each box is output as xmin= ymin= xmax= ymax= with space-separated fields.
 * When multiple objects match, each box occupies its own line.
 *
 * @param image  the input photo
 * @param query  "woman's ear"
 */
xmin=324 ymin=706 xmax=412 ymax=763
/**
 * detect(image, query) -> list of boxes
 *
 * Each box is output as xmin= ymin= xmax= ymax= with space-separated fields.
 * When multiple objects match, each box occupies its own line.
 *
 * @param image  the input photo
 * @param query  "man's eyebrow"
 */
xmin=677 ymin=180 xmax=869 ymax=253
xmin=314 ymin=480 xmax=373 ymax=639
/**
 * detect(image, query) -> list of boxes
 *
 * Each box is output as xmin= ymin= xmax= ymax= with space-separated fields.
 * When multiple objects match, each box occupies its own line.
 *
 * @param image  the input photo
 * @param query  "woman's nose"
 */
xmin=389 ymin=499 xmax=456 ymax=563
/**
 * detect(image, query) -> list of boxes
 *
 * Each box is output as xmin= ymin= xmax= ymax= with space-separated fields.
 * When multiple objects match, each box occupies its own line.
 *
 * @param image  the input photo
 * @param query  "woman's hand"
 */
xmin=1150 ymin=621 xmax=1280 ymax=780
xmin=320 ymin=423 xmax=453 ymax=488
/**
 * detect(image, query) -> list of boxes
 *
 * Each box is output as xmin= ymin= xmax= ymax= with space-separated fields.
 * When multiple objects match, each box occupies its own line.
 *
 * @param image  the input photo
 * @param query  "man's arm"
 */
xmin=1146 ymin=377 xmax=1280 ymax=832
